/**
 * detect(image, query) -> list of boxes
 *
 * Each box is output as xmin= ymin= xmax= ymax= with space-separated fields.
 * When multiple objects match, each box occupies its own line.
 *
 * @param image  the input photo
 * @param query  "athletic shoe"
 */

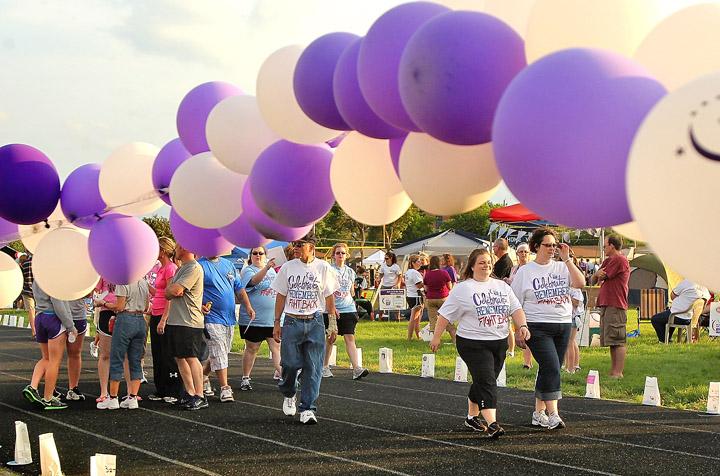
xmin=97 ymin=397 xmax=120 ymax=410
xmin=203 ymin=380 xmax=215 ymax=397
xmin=532 ymin=410 xmax=549 ymax=428
xmin=197 ymin=397 xmax=209 ymax=410
xmin=65 ymin=387 xmax=86 ymax=401
xmin=184 ymin=396 xmax=203 ymax=411
xmin=282 ymin=395 xmax=297 ymax=416
xmin=22 ymin=385 xmax=41 ymax=404
xmin=464 ymin=416 xmax=487 ymax=433
xmin=140 ymin=370 xmax=148 ymax=384
xmin=175 ymin=392 xmax=192 ymax=407
xmin=273 ymin=369 xmax=282 ymax=381
xmin=352 ymin=367 xmax=369 ymax=380
xmin=41 ymin=396 xmax=68 ymax=411
xmin=507 ymin=351 xmax=515 ymax=358
xmin=547 ymin=412 xmax=566 ymax=430
xmin=239 ymin=377 xmax=252 ymax=391
xmin=147 ymin=393 xmax=164 ymax=401
xmin=120 ymin=396 xmax=139 ymax=410
xmin=299 ymin=410 xmax=317 ymax=425
xmin=486 ymin=422 xmax=505 ymax=439
xmin=321 ymin=367 xmax=334 ymax=378
xmin=163 ymin=396 xmax=177 ymax=404
xmin=220 ymin=386 xmax=234 ymax=402
xmin=95 ymin=394 xmax=110 ymax=403
xmin=53 ymin=389 xmax=62 ymax=399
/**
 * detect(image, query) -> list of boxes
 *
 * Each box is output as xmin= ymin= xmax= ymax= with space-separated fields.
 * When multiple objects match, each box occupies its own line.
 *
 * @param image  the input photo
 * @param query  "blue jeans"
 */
xmin=651 ymin=309 xmax=688 ymax=342
xmin=526 ymin=322 xmax=572 ymax=401
xmin=278 ymin=312 xmax=326 ymax=412
xmin=110 ymin=312 xmax=147 ymax=382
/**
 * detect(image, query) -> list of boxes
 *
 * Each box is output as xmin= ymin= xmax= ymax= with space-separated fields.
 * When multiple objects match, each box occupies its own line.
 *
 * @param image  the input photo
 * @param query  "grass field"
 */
xmin=4 ymin=308 xmax=718 ymax=410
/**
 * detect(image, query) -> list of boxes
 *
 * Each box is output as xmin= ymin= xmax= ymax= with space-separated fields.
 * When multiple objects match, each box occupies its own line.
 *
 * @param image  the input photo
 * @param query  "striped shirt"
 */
xmin=21 ymin=258 xmax=33 ymax=296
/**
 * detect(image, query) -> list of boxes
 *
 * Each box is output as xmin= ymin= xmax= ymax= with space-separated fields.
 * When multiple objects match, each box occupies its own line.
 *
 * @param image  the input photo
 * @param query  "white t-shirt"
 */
xmin=670 ymin=279 xmax=710 ymax=320
xmin=271 ymin=258 xmax=339 ymax=316
xmin=380 ymin=263 xmax=402 ymax=287
xmin=438 ymin=278 xmax=521 ymax=340
xmin=404 ymin=269 xmax=424 ymax=298
xmin=510 ymin=260 xmax=572 ymax=323
xmin=569 ymin=287 xmax=585 ymax=319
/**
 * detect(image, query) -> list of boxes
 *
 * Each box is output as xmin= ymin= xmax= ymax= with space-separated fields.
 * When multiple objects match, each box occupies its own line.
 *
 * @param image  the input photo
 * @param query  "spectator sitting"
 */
xmin=650 ymin=279 xmax=710 ymax=343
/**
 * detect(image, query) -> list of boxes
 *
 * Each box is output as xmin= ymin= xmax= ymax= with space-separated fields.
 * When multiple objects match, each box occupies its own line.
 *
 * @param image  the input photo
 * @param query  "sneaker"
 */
xmin=163 ymin=396 xmax=178 ymax=404
xmin=140 ymin=370 xmax=148 ymax=384
xmin=486 ymin=422 xmax=505 ymax=439
xmin=273 ymin=369 xmax=282 ymax=381
xmin=95 ymin=394 xmax=109 ymax=403
xmin=321 ymin=367 xmax=334 ymax=378
xmin=299 ymin=410 xmax=317 ymax=425
xmin=220 ymin=386 xmax=234 ymax=402
xmin=532 ymin=410 xmax=549 ymax=428
xmin=547 ymin=412 xmax=566 ymax=430
xmin=239 ymin=377 xmax=253 ymax=391
xmin=507 ymin=351 xmax=515 ymax=358
xmin=147 ymin=393 xmax=164 ymax=401
xmin=53 ymin=389 xmax=62 ymax=399
xmin=97 ymin=396 xmax=120 ymax=410
xmin=352 ymin=367 xmax=369 ymax=380
xmin=283 ymin=395 xmax=297 ymax=416
xmin=66 ymin=387 xmax=86 ymax=401
xmin=120 ymin=396 xmax=139 ymax=410
xmin=22 ymin=385 xmax=41 ymax=404
xmin=197 ymin=397 xmax=209 ymax=409
xmin=464 ymin=416 xmax=487 ymax=433
xmin=203 ymin=380 xmax=215 ymax=397
xmin=183 ymin=396 xmax=203 ymax=411
xmin=41 ymin=396 xmax=68 ymax=411
xmin=175 ymin=392 xmax=192 ymax=407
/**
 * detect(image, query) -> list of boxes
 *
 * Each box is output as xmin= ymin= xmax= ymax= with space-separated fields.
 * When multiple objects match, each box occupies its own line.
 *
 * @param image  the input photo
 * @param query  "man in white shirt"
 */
xmin=650 ymin=279 xmax=710 ymax=342
xmin=272 ymin=231 xmax=339 ymax=425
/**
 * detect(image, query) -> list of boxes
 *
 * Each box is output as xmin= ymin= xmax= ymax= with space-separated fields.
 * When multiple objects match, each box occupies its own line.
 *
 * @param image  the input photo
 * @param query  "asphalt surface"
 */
xmin=1 ymin=326 xmax=720 ymax=475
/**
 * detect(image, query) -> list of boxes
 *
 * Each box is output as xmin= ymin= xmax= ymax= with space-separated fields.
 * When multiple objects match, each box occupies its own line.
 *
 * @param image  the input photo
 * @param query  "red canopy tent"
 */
xmin=489 ymin=204 xmax=543 ymax=223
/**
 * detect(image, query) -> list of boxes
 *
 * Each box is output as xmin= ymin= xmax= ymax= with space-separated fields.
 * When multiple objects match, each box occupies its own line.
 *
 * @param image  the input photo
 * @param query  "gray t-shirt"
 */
xmin=167 ymin=260 xmax=204 ymax=328
xmin=69 ymin=299 xmax=87 ymax=321
xmin=115 ymin=280 xmax=150 ymax=313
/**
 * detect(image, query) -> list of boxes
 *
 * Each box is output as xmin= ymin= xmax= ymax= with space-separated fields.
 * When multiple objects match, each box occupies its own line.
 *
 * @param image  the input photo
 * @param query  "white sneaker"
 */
xmin=203 ymin=379 xmax=215 ymax=397
xmin=97 ymin=397 xmax=120 ymax=410
xmin=547 ymin=412 xmax=566 ymax=430
xmin=282 ymin=395 xmax=297 ymax=416
xmin=299 ymin=410 xmax=317 ymax=425
xmin=163 ymin=396 xmax=177 ymax=404
xmin=532 ymin=410 xmax=549 ymax=428
xmin=120 ymin=396 xmax=139 ymax=410
xmin=220 ymin=386 xmax=234 ymax=402
xmin=321 ymin=367 xmax=334 ymax=378
xmin=352 ymin=367 xmax=369 ymax=380
xmin=507 ymin=351 xmax=515 ymax=358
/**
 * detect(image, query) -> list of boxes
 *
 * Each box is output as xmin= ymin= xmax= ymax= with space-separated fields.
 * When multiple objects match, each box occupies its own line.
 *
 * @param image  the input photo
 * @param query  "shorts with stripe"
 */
xmin=205 ymin=323 xmax=234 ymax=371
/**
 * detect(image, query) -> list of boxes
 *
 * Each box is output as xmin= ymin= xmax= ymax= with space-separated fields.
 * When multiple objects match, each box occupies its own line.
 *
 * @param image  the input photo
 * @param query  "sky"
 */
xmin=0 ymin=0 xmax=525 ymax=206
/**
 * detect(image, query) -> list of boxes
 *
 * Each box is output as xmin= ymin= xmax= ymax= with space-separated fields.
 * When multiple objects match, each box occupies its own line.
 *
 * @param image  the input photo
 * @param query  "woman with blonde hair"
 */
xmin=405 ymin=254 xmax=425 ymax=340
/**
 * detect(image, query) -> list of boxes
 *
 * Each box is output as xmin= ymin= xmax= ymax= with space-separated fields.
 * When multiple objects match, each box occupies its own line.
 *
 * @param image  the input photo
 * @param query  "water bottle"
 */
xmin=68 ymin=332 xmax=76 ymax=344
xmin=90 ymin=341 xmax=99 ymax=358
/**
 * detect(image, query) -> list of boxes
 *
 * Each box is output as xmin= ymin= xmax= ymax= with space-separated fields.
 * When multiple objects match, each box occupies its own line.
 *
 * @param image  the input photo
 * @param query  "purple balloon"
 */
xmin=388 ymin=134 xmax=407 ymax=178
xmin=219 ymin=213 xmax=271 ymax=249
xmin=0 ymin=144 xmax=60 ymax=225
xmin=358 ymin=2 xmax=450 ymax=131
xmin=176 ymin=82 xmax=243 ymax=155
xmin=249 ymin=141 xmax=334 ymax=228
xmin=399 ymin=11 xmax=526 ymax=145
xmin=334 ymin=38 xmax=406 ymax=139
xmin=170 ymin=209 xmax=233 ymax=257
xmin=493 ymin=48 xmax=667 ymax=228
xmin=241 ymin=184 xmax=312 ymax=242
xmin=326 ymin=132 xmax=349 ymax=149
xmin=294 ymin=32 xmax=358 ymax=130
xmin=152 ymin=139 xmax=192 ymax=205
xmin=0 ymin=217 xmax=18 ymax=244
xmin=89 ymin=215 xmax=160 ymax=285
xmin=60 ymin=164 xmax=107 ymax=229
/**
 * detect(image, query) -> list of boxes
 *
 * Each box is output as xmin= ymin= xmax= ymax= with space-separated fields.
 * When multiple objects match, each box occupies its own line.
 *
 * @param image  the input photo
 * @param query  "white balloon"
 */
xmin=19 ymin=204 xmax=67 ymax=253
xmin=525 ymin=0 xmax=688 ymax=63
xmin=169 ymin=152 xmax=246 ymax=229
xmin=634 ymin=3 xmax=720 ymax=91
xmin=484 ymin=0 xmax=537 ymax=37
xmin=331 ymin=132 xmax=412 ymax=226
xmin=612 ymin=222 xmax=645 ymax=243
xmin=400 ymin=133 xmax=501 ymax=216
xmin=207 ymin=95 xmax=280 ymax=174
xmin=99 ymin=142 xmax=163 ymax=216
xmin=32 ymin=227 xmax=98 ymax=300
xmin=628 ymin=71 xmax=720 ymax=290
xmin=0 ymin=252 xmax=23 ymax=306
xmin=256 ymin=45 xmax=339 ymax=145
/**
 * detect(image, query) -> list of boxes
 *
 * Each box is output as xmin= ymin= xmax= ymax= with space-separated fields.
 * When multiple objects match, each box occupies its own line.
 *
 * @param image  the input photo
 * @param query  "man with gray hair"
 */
xmin=492 ymin=238 xmax=513 ymax=280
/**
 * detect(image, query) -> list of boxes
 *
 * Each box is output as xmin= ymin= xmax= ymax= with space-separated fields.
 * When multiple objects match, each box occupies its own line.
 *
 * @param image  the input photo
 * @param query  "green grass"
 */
xmin=5 ymin=308 xmax=718 ymax=410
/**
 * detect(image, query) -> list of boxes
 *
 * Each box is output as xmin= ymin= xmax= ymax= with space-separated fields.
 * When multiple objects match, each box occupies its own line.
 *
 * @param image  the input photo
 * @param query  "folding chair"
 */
xmin=665 ymin=298 xmax=706 ymax=344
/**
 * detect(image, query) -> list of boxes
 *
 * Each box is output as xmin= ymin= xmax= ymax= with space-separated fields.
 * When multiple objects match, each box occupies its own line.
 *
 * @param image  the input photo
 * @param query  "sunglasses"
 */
xmin=517 ymin=250 xmax=529 ymax=254
xmin=252 ymin=251 xmax=265 ymax=256
xmin=540 ymin=243 xmax=559 ymax=248
xmin=385 ymin=257 xmax=391 ymax=260
xmin=292 ymin=241 xmax=308 ymax=247
xmin=335 ymin=251 xmax=347 ymax=255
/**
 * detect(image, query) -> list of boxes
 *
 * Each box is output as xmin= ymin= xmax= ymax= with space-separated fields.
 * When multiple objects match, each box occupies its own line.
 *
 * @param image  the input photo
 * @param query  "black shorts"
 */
xmin=239 ymin=325 xmax=273 ymax=343
xmin=323 ymin=312 xmax=359 ymax=335
xmin=406 ymin=296 xmax=422 ymax=309
xmin=166 ymin=325 xmax=207 ymax=359
xmin=98 ymin=310 xmax=116 ymax=336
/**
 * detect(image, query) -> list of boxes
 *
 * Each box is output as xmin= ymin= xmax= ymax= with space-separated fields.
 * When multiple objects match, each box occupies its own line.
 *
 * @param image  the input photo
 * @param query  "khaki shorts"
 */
xmin=599 ymin=306 xmax=627 ymax=346
xmin=22 ymin=294 xmax=35 ymax=313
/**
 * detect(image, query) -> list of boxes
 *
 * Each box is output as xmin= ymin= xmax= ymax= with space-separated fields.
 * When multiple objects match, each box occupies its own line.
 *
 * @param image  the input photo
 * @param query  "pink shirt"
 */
xmin=95 ymin=278 xmax=116 ymax=310
xmin=151 ymin=262 xmax=178 ymax=316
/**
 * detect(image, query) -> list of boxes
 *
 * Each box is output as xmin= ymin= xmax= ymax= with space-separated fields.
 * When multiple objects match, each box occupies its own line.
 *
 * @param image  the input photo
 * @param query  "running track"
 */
xmin=1 ymin=327 xmax=719 ymax=475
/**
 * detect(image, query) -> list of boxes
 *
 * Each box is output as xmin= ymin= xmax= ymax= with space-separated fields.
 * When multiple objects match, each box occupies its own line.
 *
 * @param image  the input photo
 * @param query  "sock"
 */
xmin=110 ymin=395 xmax=118 ymax=399
xmin=129 ymin=394 xmax=136 ymax=398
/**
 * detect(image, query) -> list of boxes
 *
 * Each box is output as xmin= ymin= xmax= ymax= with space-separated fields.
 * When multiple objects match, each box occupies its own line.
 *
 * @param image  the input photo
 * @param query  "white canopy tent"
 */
xmin=392 ymin=229 xmax=490 ymax=257
xmin=362 ymin=250 xmax=386 ymax=265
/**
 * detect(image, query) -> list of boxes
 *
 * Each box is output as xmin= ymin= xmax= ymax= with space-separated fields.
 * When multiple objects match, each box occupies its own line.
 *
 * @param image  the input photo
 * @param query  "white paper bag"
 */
xmin=419 ymin=324 xmax=432 ymax=342
xmin=16 ymin=316 xmax=25 ymax=328
xmin=9 ymin=315 xmax=17 ymax=327
xmin=453 ymin=357 xmax=468 ymax=383
xmin=91 ymin=453 xmax=116 ymax=476
xmin=642 ymin=376 xmax=661 ymax=406
xmin=7 ymin=421 xmax=32 ymax=465
xmin=710 ymin=302 xmax=720 ymax=337
xmin=2 ymin=315 xmax=9 ymax=326
xmin=39 ymin=433 xmax=63 ymax=476
xmin=496 ymin=363 xmax=507 ymax=387
xmin=585 ymin=370 xmax=600 ymax=399
xmin=707 ymin=382 xmax=720 ymax=414
xmin=328 ymin=345 xmax=337 ymax=366
xmin=379 ymin=347 xmax=393 ymax=373
xmin=421 ymin=354 xmax=435 ymax=378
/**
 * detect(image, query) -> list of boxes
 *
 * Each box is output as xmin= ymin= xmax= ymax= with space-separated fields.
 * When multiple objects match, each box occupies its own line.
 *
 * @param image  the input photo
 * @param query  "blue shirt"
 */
xmin=332 ymin=264 xmax=357 ymax=313
xmin=239 ymin=265 xmax=277 ymax=327
xmin=198 ymin=257 xmax=242 ymax=326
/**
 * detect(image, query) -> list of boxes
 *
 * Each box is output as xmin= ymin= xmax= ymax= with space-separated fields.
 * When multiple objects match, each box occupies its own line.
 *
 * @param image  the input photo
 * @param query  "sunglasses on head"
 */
xmin=252 ymin=251 xmax=265 ymax=256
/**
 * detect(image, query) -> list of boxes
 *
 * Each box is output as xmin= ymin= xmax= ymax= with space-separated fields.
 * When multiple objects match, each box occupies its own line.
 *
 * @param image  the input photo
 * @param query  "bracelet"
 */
xmin=520 ymin=324 xmax=528 ymax=329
